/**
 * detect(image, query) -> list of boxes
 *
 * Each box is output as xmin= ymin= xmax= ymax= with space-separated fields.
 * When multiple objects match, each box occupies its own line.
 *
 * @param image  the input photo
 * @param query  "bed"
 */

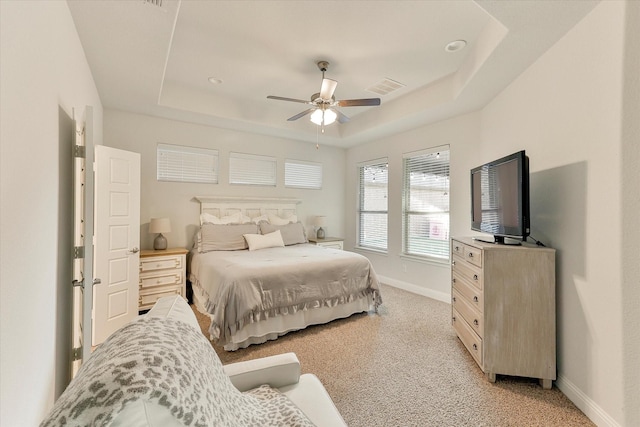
xmin=189 ymin=196 xmax=382 ymax=351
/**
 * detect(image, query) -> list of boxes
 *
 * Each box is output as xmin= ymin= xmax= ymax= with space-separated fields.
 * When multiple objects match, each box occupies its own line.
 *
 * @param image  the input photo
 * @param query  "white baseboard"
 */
xmin=556 ymin=374 xmax=621 ymax=427
xmin=378 ymin=275 xmax=451 ymax=304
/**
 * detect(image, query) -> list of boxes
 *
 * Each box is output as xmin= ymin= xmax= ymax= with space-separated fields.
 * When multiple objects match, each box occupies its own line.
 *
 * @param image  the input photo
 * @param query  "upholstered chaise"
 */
xmin=41 ymin=296 xmax=347 ymax=427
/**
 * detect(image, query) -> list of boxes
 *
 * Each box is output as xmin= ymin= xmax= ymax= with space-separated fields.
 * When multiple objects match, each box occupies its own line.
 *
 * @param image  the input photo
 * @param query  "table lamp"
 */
xmin=149 ymin=218 xmax=171 ymax=250
xmin=314 ymin=216 xmax=326 ymax=239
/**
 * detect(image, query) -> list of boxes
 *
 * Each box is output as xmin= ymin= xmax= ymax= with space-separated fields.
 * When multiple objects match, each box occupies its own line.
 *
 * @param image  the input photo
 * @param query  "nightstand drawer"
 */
xmin=140 ymin=256 xmax=183 ymax=272
xmin=139 ymin=285 xmax=183 ymax=310
xmin=140 ymin=272 xmax=182 ymax=289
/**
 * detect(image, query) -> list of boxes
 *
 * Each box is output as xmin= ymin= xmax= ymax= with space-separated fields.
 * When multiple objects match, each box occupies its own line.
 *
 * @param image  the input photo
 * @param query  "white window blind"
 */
xmin=229 ymin=152 xmax=277 ymax=186
xmin=357 ymin=159 xmax=388 ymax=251
xmin=157 ymin=143 xmax=218 ymax=184
xmin=285 ymin=159 xmax=322 ymax=189
xmin=402 ymin=147 xmax=450 ymax=260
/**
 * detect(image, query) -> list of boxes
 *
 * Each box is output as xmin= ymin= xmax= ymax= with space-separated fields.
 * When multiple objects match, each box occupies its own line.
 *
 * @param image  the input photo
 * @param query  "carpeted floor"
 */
xmin=191 ymin=284 xmax=594 ymax=426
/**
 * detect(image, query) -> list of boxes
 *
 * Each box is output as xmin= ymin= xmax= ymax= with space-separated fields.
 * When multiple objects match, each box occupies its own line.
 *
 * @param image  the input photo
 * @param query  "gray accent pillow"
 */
xmin=259 ymin=221 xmax=307 ymax=246
xmin=199 ymin=223 xmax=259 ymax=252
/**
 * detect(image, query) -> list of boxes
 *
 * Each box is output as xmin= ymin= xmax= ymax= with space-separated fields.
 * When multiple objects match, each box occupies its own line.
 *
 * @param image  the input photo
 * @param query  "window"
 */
xmin=402 ymin=147 xmax=450 ymax=260
xmin=157 ymin=143 xmax=218 ymax=184
xmin=285 ymin=159 xmax=322 ymax=189
xmin=357 ymin=159 xmax=388 ymax=251
xmin=229 ymin=152 xmax=276 ymax=186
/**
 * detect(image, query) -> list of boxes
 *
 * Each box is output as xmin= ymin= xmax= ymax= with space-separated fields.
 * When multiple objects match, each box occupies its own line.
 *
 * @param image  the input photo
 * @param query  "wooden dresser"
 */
xmin=451 ymin=237 xmax=556 ymax=388
xmin=138 ymin=247 xmax=188 ymax=311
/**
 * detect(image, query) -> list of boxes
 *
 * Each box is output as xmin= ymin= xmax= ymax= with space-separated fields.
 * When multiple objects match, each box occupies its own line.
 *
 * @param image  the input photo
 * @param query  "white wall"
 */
xmin=103 ymin=110 xmax=346 ymax=250
xmin=482 ymin=2 xmax=634 ymax=425
xmin=345 ymin=112 xmax=481 ymax=301
xmin=345 ymin=1 xmax=639 ymax=426
xmin=0 ymin=2 xmax=103 ymax=426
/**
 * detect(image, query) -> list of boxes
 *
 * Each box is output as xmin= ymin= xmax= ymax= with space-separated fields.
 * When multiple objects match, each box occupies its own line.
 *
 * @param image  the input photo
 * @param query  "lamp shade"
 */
xmin=149 ymin=218 xmax=171 ymax=234
xmin=313 ymin=216 xmax=327 ymax=227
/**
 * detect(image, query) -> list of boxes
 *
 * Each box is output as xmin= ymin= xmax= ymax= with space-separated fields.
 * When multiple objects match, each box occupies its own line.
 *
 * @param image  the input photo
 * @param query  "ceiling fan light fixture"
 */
xmin=310 ymin=108 xmax=337 ymax=126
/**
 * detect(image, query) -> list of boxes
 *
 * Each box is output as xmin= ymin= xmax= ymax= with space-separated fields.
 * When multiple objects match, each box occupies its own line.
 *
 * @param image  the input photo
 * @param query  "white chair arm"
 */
xmin=223 ymin=352 xmax=301 ymax=392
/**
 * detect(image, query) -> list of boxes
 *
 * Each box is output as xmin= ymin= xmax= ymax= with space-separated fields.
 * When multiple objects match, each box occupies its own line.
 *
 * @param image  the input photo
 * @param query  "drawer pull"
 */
xmin=454 ymin=246 xmax=460 ymax=252
xmin=474 ymin=319 xmax=479 ymax=326
xmin=473 ymin=296 xmax=479 ymax=303
xmin=452 ymin=296 xmax=456 ymax=302
xmin=452 ymin=260 xmax=456 ymax=266
xmin=452 ymin=316 xmax=456 ymax=322
xmin=468 ymin=253 xmax=474 ymax=258
xmin=452 ymin=278 xmax=456 ymax=284
xmin=472 ymin=344 xmax=478 ymax=351
xmin=473 ymin=274 xmax=478 ymax=281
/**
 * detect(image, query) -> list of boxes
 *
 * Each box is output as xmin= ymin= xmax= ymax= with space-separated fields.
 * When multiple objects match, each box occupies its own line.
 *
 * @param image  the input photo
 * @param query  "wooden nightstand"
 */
xmin=138 ymin=247 xmax=188 ymax=311
xmin=308 ymin=237 xmax=344 ymax=250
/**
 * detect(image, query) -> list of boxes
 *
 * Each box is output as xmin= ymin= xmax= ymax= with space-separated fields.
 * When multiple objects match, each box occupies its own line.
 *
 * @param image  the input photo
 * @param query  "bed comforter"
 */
xmin=190 ymin=244 xmax=382 ymax=346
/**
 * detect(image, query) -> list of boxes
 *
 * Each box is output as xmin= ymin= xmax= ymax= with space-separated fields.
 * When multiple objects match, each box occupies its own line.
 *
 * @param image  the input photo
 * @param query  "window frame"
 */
xmin=228 ymin=152 xmax=277 ymax=186
xmin=284 ymin=159 xmax=323 ymax=189
xmin=402 ymin=146 xmax=451 ymax=262
xmin=356 ymin=158 xmax=389 ymax=252
xmin=156 ymin=143 xmax=219 ymax=184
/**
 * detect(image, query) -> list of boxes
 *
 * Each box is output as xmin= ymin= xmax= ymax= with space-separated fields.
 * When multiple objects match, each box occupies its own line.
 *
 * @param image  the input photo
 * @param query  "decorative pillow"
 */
xmin=259 ymin=222 xmax=307 ymax=246
xmin=267 ymin=212 xmax=297 ymax=226
xmin=199 ymin=223 xmax=259 ymax=252
xmin=243 ymin=230 xmax=285 ymax=251
xmin=200 ymin=212 xmax=243 ymax=225
xmin=249 ymin=214 xmax=269 ymax=224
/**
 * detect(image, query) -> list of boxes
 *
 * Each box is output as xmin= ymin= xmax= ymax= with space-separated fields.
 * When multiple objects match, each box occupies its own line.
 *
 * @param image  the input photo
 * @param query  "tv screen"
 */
xmin=471 ymin=150 xmax=529 ymax=243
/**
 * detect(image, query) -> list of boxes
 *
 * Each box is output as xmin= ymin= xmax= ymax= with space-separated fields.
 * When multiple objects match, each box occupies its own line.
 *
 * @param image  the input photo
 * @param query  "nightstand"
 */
xmin=138 ymin=248 xmax=188 ymax=311
xmin=308 ymin=237 xmax=344 ymax=250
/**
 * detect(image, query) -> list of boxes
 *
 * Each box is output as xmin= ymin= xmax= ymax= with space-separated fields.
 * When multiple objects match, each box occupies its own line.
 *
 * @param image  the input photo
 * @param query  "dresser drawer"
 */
xmin=139 ymin=285 xmax=184 ymax=310
xmin=452 ymin=273 xmax=483 ymax=312
xmin=452 ymin=241 xmax=483 ymax=268
xmin=453 ymin=308 xmax=483 ymax=367
xmin=452 ymin=255 xmax=483 ymax=291
xmin=139 ymin=271 xmax=183 ymax=289
xmin=140 ymin=255 xmax=183 ymax=273
xmin=452 ymin=289 xmax=484 ymax=338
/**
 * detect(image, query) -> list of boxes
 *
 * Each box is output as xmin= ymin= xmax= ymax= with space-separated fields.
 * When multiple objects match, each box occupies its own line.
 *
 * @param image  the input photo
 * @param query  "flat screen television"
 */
xmin=471 ymin=150 xmax=530 ymax=244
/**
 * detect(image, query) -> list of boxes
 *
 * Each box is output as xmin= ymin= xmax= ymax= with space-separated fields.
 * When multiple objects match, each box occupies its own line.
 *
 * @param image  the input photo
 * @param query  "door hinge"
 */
xmin=72 ymin=346 xmax=82 ymax=361
xmin=73 ymin=246 xmax=85 ymax=259
xmin=73 ymin=145 xmax=86 ymax=159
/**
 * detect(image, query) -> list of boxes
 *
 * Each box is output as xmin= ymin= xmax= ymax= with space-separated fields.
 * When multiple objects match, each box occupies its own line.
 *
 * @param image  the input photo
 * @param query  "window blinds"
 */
xmin=402 ymin=148 xmax=450 ymax=259
xmin=285 ymin=159 xmax=322 ymax=189
xmin=157 ymin=143 xmax=218 ymax=184
xmin=229 ymin=152 xmax=276 ymax=186
xmin=358 ymin=159 xmax=388 ymax=251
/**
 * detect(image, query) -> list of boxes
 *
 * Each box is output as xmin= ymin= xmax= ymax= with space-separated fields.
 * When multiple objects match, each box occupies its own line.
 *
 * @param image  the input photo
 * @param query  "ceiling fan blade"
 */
xmin=267 ymin=95 xmax=312 ymax=104
xmin=336 ymin=98 xmax=381 ymax=107
xmin=287 ymin=108 xmax=316 ymax=121
xmin=335 ymin=109 xmax=350 ymax=124
xmin=320 ymin=78 xmax=338 ymax=100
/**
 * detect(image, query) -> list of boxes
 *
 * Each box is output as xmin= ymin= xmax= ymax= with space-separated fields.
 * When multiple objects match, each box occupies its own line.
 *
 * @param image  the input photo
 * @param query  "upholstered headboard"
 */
xmin=194 ymin=196 xmax=301 ymax=221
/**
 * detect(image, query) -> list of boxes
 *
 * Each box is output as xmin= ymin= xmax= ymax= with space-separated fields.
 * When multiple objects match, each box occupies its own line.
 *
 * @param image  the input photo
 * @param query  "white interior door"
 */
xmin=93 ymin=145 xmax=140 ymax=346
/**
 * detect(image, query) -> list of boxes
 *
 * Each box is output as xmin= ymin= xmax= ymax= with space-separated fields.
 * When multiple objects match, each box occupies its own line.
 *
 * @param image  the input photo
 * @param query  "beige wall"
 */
xmin=0 ymin=2 xmax=103 ymax=425
xmin=103 ymin=110 xmax=346 ymax=250
xmin=346 ymin=2 xmax=639 ymax=425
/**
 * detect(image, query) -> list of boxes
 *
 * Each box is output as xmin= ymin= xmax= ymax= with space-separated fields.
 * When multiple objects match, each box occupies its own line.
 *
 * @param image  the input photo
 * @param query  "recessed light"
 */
xmin=445 ymin=40 xmax=467 ymax=52
xmin=208 ymin=77 xmax=223 ymax=85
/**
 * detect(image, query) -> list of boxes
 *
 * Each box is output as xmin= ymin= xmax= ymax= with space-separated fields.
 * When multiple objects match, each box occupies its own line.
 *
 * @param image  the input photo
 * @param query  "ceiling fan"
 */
xmin=267 ymin=61 xmax=381 ymax=129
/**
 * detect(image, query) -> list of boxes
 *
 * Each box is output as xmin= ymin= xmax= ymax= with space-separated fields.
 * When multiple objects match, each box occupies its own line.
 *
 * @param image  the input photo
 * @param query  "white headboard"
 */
xmin=194 ymin=196 xmax=301 ymax=221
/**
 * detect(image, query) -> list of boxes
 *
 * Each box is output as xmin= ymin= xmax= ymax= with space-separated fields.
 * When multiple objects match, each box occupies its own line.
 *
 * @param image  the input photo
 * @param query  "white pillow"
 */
xmin=200 ymin=212 xmax=242 ymax=225
xmin=243 ymin=230 xmax=285 ymax=251
xmin=267 ymin=213 xmax=297 ymax=226
xmin=249 ymin=214 xmax=269 ymax=224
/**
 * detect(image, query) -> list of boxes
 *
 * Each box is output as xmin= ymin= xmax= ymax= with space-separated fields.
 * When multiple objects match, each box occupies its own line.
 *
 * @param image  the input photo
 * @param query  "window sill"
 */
xmin=399 ymin=253 xmax=450 ymax=267
xmin=354 ymin=246 xmax=388 ymax=256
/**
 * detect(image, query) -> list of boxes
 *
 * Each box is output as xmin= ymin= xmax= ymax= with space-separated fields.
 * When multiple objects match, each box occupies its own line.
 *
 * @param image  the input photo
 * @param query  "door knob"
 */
xmin=128 ymin=247 xmax=140 ymax=254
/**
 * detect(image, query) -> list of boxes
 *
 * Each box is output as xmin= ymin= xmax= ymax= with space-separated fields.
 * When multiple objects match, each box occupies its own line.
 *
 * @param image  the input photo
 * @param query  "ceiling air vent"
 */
xmin=144 ymin=0 xmax=163 ymax=7
xmin=366 ymin=78 xmax=405 ymax=96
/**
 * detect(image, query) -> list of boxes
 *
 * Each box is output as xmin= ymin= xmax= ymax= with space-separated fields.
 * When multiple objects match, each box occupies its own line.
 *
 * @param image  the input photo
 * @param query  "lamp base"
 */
xmin=316 ymin=227 xmax=325 ymax=239
xmin=154 ymin=233 xmax=167 ymax=250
